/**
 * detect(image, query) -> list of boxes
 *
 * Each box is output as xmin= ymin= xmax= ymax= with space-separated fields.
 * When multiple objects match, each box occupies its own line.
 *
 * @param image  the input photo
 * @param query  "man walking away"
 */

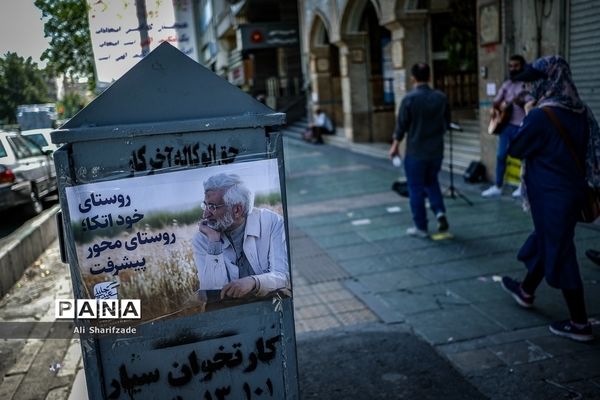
xmin=388 ymin=63 xmax=450 ymax=238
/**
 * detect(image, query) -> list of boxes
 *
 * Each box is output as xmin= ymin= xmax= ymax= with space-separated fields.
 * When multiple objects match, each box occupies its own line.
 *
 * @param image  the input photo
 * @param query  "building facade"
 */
xmin=197 ymin=0 xmax=305 ymax=120
xmin=298 ymin=0 xmax=600 ymax=179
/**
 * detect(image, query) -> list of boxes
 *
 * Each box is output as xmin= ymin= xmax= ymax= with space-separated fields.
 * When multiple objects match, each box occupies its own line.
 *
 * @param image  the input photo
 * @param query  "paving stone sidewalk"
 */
xmin=283 ymin=136 xmax=600 ymax=399
xmin=0 ymin=245 xmax=81 ymax=400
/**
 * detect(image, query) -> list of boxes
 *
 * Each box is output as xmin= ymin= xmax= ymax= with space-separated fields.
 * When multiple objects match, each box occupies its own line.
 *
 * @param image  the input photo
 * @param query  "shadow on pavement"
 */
xmin=297 ymin=324 xmax=486 ymax=399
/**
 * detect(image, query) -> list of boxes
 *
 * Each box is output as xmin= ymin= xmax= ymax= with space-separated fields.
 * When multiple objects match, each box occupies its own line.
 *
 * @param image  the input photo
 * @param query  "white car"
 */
xmin=21 ymin=128 xmax=61 ymax=154
xmin=0 ymin=131 xmax=57 ymax=215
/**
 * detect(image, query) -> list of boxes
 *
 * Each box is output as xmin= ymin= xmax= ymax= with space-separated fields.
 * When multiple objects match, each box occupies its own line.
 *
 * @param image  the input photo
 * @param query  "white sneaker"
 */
xmin=406 ymin=227 xmax=429 ymax=238
xmin=481 ymin=185 xmax=502 ymax=197
xmin=512 ymin=185 xmax=522 ymax=198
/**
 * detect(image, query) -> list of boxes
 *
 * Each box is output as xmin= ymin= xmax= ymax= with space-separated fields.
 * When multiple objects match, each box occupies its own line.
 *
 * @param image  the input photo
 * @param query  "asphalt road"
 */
xmin=0 ymin=195 xmax=58 ymax=242
xmin=297 ymin=324 xmax=486 ymax=399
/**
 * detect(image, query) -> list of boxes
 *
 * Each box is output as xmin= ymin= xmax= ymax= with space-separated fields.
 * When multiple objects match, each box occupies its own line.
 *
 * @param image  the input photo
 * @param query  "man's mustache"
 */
xmin=203 ymin=219 xmax=227 ymax=232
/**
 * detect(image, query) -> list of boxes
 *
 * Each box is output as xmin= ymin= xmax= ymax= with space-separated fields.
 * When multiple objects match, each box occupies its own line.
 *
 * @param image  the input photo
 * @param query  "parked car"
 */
xmin=0 ymin=130 xmax=57 ymax=215
xmin=21 ymin=128 xmax=61 ymax=154
xmin=21 ymin=129 xmax=61 ymax=177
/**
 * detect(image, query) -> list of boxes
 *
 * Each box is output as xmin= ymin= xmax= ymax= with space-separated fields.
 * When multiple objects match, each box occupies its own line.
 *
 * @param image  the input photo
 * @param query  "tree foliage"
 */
xmin=34 ymin=0 xmax=95 ymax=89
xmin=0 ymin=53 xmax=49 ymax=124
xmin=58 ymin=91 xmax=87 ymax=119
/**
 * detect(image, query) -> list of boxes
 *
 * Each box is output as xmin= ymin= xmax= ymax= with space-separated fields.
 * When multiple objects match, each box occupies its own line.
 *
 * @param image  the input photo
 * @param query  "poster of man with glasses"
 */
xmin=193 ymin=172 xmax=290 ymax=300
xmin=65 ymin=159 xmax=290 ymax=323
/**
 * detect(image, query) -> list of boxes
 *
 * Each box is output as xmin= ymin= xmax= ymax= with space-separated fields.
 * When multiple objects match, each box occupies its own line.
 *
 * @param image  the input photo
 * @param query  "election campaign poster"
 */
xmin=65 ymin=159 xmax=290 ymax=324
xmin=87 ymin=0 xmax=198 ymax=83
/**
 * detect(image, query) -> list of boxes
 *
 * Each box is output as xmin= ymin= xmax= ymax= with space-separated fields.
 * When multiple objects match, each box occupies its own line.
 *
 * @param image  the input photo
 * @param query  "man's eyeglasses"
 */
xmin=201 ymin=202 xmax=227 ymax=212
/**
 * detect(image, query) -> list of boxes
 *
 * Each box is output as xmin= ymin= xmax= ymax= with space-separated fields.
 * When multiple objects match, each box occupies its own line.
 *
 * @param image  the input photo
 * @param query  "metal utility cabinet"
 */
xmin=52 ymin=43 xmax=298 ymax=400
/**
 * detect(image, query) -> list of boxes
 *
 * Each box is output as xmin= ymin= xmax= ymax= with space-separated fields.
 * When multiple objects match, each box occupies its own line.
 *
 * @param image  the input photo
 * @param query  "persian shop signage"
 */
xmin=238 ymin=23 xmax=299 ymax=51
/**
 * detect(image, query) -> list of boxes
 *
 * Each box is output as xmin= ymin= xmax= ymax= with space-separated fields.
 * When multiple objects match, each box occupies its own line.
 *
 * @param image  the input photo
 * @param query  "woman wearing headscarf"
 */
xmin=500 ymin=56 xmax=598 ymax=342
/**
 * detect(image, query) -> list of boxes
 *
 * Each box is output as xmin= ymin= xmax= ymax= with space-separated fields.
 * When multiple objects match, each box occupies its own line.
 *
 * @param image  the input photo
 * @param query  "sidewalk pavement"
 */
xmin=1 ymin=130 xmax=599 ymax=399
xmin=284 ymin=135 xmax=600 ymax=399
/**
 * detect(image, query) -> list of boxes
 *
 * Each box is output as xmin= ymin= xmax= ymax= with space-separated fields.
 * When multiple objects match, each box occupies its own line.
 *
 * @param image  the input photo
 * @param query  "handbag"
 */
xmin=542 ymin=107 xmax=600 ymax=223
xmin=581 ymin=186 xmax=600 ymax=223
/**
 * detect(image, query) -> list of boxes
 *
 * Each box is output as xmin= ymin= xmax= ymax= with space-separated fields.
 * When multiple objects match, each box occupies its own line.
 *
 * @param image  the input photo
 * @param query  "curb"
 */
xmin=0 ymin=205 xmax=59 ymax=297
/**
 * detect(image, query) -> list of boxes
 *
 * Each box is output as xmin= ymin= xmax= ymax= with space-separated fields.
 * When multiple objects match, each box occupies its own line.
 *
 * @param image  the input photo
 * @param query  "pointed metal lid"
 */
xmin=55 ymin=43 xmax=284 ymax=143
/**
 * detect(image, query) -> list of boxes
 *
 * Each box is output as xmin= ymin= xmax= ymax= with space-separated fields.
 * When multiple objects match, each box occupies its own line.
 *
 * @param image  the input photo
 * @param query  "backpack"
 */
xmin=463 ymin=161 xmax=486 ymax=183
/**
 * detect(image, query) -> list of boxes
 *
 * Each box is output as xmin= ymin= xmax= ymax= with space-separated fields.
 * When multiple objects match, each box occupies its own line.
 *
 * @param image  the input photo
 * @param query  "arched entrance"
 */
xmin=308 ymin=14 xmax=343 ymax=131
xmin=339 ymin=0 xmax=396 ymax=142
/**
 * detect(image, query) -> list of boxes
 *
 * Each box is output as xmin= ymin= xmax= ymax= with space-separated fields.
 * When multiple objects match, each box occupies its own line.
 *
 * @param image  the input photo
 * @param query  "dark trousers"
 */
xmin=495 ymin=124 xmax=519 ymax=186
xmin=311 ymin=126 xmax=327 ymax=143
xmin=521 ymin=263 xmax=588 ymax=324
xmin=403 ymin=155 xmax=446 ymax=231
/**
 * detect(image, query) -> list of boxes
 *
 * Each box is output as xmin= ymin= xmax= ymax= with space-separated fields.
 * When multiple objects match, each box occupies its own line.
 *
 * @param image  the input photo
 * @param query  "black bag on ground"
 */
xmin=463 ymin=161 xmax=486 ymax=183
xmin=391 ymin=180 xmax=409 ymax=197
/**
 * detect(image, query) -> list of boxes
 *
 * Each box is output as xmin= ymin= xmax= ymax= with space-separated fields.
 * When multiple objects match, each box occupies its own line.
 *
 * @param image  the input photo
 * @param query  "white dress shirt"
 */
xmin=315 ymin=112 xmax=334 ymax=132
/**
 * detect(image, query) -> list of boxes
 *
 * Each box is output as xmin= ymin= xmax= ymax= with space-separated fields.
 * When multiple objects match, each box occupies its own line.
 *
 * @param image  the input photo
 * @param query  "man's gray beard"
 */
xmin=207 ymin=209 xmax=235 ymax=232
